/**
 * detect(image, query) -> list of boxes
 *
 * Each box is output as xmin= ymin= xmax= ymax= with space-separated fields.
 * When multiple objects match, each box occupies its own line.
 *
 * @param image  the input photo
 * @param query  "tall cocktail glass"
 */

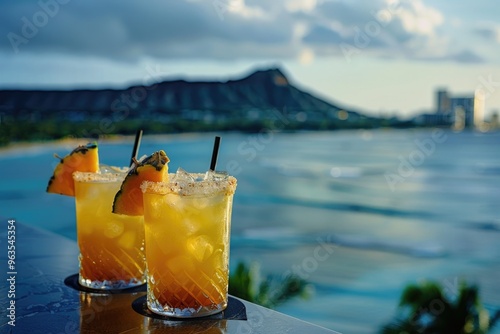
xmin=141 ymin=172 xmax=237 ymax=317
xmin=73 ymin=170 xmax=146 ymax=289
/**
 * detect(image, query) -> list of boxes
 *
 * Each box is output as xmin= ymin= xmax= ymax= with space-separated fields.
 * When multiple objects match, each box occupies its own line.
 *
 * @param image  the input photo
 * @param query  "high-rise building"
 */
xmin=473 ymin=89 xmax=485 ymax=128
xmin=433 ymin=89 xmax=484 ymax=129
xmin=436 ymin=89 xmax=450 ymax=114
xmin=491 ymin=112 xmax=499 ymax=129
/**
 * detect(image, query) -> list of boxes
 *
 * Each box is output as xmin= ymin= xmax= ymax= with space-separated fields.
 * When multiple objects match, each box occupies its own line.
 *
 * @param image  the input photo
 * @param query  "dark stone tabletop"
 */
xmin=0 ymin=221 xmax=340 ymax=333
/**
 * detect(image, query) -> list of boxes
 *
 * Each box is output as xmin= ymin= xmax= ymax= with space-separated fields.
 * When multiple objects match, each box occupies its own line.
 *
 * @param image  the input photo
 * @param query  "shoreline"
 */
xmin=0 ymin=132 xmax=224 ymax=154
xmin=1 ymin=127 xmax=496 ymax=154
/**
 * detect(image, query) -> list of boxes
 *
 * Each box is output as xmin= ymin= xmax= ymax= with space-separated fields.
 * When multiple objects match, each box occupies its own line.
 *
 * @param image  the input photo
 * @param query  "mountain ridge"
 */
xmin=0 ymin=67 xmax=362 ymax=119
xmin=0 ymin=67 xmax=405 ymax=146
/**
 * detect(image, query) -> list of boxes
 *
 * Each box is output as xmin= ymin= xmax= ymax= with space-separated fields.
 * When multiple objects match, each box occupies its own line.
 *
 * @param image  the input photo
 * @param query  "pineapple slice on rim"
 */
xmin=112 ymin=150 xmax=170 ymax=216
xmin=46 ymin=143 xmax=99 ymax=196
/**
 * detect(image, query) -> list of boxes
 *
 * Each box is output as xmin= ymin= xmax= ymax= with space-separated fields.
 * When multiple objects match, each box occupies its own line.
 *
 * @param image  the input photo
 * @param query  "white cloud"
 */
xmin=393 ymin=0 xmax=444 ymax=36
xmin=220 ymin=0 xmax=269 ymax=19
xmin=0 ymin=0 xmax=492 ymax=65
xmin=285 ymin=0 xmax=317 ymax=13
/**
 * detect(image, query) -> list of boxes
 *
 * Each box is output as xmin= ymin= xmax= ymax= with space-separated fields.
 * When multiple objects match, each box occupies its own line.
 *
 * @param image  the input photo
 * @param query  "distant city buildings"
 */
xmin=437 ymin=89 xmax=485 ymax=130
xmin=415 ymin=88 xmax=485 ymax=130
xmin=491 ymin=111 xmax=499 ymax=128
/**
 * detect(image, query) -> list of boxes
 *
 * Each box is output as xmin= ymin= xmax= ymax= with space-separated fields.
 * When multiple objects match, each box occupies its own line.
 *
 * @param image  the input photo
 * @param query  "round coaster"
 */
xmin=64 ymin=273 xmax=147 ymax=294
xmin=132 ymin=295 xmax=247 ymax=321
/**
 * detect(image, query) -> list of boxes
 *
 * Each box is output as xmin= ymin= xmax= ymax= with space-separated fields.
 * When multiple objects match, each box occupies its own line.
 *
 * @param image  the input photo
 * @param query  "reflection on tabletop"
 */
xmin=79 ymin=292 xmax=228 ymax=333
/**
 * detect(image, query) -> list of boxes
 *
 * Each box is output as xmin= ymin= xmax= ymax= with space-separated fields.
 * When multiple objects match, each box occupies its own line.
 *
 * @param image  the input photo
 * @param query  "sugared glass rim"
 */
xmin=141 ymin=173 xmax=237 ymax=196
xmin=73 ymin=166 xmax=129 ymax=183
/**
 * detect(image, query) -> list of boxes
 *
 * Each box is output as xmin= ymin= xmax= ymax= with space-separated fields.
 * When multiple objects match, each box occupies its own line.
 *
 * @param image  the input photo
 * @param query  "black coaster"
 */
xmin=132 ymin=295 xmax=247 ymax=321
xmin=64 ymin=273 xmax=147 ymax=294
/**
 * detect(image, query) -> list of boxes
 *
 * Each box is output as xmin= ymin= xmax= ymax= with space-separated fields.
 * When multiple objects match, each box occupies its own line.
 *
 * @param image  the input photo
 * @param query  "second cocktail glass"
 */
xmin=73 ymin=170 xmax=147 ymax=289
xmin=141 ymin=171 xmax=237 ymax=318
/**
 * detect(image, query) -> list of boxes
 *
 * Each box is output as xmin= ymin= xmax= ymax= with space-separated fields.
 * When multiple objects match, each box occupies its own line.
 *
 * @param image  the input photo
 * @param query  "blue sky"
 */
xmin=1 ymin=0 xmax=499 ymax=119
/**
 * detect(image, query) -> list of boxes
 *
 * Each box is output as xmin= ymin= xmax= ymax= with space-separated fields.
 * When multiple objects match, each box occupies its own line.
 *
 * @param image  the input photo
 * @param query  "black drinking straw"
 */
xmin=130 ymin=129 xmax=143 ymax=165
xmin=209 ymin=136 xmax=221 ymax=171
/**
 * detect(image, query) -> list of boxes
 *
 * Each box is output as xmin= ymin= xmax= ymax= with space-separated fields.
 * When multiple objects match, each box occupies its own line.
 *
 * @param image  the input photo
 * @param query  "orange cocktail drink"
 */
xmin=142 ymin=172 xmax=237 ymax=317
xmin=73 ymin=170 xmax=146 ymax=289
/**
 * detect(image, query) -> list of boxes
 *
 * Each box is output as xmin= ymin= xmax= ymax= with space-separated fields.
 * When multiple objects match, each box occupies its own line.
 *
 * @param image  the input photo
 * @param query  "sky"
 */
xmin=1 ymin=0 xmax=499 ymax=119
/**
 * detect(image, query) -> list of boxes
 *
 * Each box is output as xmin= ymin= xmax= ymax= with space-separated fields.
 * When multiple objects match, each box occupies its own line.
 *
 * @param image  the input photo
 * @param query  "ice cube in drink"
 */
xmin=73 ymin=170 xmax=146 ymax=289
xmin=142 ymin=171 xmax=237 ymax=317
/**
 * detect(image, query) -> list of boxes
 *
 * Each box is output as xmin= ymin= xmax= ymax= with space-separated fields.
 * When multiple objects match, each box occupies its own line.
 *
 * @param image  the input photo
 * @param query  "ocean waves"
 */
xmin=233 ymin=228 xmax=446 ymax=259
xmin=236 ymin=193 xmax=434 ymax=219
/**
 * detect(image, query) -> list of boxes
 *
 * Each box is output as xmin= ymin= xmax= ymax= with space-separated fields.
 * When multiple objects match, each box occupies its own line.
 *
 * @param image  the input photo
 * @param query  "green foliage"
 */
xmin=0 ymin=111 xmax=419 ymax=147
xmin=229 ymin=261 xmax=312 ymax=309
xmin=380 ymin=280 xmax=500 ymax=334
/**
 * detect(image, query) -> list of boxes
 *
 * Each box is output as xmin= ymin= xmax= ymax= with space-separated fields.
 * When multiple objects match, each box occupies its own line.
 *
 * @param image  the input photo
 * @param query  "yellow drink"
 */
xmin=73 ymin=171 xmax=146 ymax=289
xmin=142 ymin=172 xmax=237 ymax=317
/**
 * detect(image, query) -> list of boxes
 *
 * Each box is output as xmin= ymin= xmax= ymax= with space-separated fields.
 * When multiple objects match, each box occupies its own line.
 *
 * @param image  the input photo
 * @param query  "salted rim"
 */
xmin=73 ymin=168 xmax=128 ymax=183
xmin=141 ymin=173 xmax=237 ymax=196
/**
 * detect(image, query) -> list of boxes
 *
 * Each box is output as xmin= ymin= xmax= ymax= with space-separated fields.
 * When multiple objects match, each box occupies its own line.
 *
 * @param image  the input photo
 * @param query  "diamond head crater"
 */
xmin=0 ymin=67 xmax=412 ymax=145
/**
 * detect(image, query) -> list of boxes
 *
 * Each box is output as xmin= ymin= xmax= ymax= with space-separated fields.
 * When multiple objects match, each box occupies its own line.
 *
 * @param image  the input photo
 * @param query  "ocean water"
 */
xmin=1 ymin=129 xmax=499 ymax=333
